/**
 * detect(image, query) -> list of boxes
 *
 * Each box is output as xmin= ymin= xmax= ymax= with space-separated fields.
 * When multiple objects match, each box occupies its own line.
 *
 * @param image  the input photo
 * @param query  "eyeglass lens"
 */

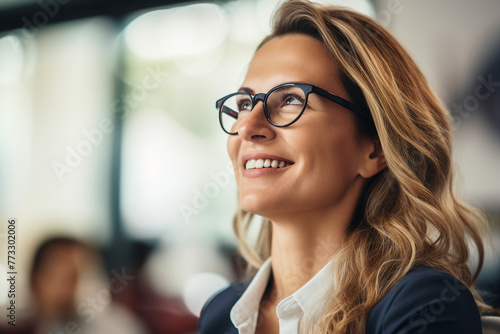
xmin=220 ymin=85 xmax=307 ymax=134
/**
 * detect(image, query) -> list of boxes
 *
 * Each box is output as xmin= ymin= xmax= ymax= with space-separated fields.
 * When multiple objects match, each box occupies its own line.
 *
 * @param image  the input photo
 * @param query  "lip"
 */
xmin=240 ymin=153 xmax=294 ymax=178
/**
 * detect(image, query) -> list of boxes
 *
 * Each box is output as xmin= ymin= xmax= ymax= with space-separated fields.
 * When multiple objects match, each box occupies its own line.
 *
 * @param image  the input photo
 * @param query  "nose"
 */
xmin=237 ymin=100 xmax=276 ymax=142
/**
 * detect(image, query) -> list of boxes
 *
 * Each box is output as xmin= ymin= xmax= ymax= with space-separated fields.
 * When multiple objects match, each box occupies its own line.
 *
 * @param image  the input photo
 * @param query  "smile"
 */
xmin=245 ymin=159 xmax=294 ymax=170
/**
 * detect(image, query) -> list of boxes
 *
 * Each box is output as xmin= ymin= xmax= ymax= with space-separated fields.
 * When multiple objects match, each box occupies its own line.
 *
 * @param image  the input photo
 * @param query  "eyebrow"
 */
xmin=238 ymin=86 xmax=255 ymax=94
xmin=238 ymin=81 xmax=308 ymax=95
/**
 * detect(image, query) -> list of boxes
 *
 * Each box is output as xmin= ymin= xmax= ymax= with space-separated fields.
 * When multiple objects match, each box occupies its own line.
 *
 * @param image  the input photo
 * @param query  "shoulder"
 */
xmin=199 ymin=279 xmax=250 ymax=334
xmin=366 ymin=267 xmax=482 ymax=334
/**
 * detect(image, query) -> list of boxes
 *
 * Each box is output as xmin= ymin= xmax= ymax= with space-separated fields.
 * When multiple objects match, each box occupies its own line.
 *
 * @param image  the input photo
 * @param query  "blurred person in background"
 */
xmin=199 ymin=0 xmax=497 ymax=333
xmin=2 ymin=236 xmax=148 ymax=334
xmin=31 ymin=237 xmax=89 ymax=334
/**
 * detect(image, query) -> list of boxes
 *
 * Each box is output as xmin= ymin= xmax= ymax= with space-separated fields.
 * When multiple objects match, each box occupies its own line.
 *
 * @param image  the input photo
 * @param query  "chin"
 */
xmin=240 ymin=201 xmax=263 ymax=215
xmin=240 ymin=200 xmax=287 ymax=222
xmin=240 ymin=195 xmax=270 ymax=216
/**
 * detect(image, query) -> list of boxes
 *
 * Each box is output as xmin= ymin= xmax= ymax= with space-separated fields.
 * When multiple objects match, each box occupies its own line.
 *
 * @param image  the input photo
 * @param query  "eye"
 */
xmin=280 ymin=93 xmax=305 ymax=109
xmin=284 ymin=94 xmax=304 ymax=106
xmin=267 ymin=88 xmax=306 ymax=113
xmin=236 ymin=98 xmax=252 ymax=112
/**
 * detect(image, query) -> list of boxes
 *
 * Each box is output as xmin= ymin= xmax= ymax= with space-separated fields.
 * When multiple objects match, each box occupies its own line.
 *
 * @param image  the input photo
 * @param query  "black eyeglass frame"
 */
xmin=215 ymin=83 xmax=371 ymax=135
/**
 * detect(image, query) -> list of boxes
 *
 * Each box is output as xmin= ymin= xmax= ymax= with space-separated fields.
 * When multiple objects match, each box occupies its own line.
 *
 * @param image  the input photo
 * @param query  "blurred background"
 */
xmin=0 ymin=0 xmax=498 ymax=333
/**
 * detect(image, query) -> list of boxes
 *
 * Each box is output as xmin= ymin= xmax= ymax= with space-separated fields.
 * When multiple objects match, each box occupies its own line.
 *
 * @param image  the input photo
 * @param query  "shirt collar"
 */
xmin=288 ymin=257 xmax=334 ymax=321
xmin=230 ymin=257 xmax=334 ymax=330
xmin=230 ymin=257 xmax=273 ymax=329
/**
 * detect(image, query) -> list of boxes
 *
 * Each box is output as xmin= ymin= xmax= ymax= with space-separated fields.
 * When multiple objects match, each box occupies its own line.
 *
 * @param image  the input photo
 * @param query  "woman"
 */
xmin=199 ymin=0 xmax=492 ymax=333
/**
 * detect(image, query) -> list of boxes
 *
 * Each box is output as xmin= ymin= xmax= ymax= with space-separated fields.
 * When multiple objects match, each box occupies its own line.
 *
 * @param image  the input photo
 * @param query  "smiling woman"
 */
xmin=199 ymin=0 xmax=494 ymax=333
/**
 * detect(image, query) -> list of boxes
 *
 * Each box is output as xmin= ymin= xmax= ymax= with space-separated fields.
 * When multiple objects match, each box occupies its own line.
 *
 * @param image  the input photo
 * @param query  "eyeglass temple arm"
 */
xmin=312 ymin=86 xmax=371 ymax=119
xmin=218 ymin=101 xmax=238 ymax=119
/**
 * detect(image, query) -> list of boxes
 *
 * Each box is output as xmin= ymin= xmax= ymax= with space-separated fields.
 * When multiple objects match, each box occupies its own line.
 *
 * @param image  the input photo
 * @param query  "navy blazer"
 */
xmin=199 ymin=267 xmax=482 ymax=333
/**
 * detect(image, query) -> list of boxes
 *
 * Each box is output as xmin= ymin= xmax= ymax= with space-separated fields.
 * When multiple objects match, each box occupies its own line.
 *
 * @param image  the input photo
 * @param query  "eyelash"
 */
xmin=237 ymin=99 xmax=252 ymax=111
xmin=278 ymin=92 xmax=306 ymax=106
xmin=235 ymin=92 xmax=307 ymax=112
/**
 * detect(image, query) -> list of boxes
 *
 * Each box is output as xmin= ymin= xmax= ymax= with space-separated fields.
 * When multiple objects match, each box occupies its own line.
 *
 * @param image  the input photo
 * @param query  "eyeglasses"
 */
xmin=215 ymin=82 xmax=370 ymax=135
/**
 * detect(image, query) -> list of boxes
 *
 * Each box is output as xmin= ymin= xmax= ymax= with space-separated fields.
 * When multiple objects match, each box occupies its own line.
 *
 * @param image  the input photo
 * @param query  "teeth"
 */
xmin=245 ymin=159 xmax=293 ymax=169
xmin=245 ymin=160 xmax=256 ymax=169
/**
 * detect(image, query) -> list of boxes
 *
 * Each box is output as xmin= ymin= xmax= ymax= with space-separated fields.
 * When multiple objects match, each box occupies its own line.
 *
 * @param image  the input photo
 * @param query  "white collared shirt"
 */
xmin=230 ymin=257 xmax=334 ymax=334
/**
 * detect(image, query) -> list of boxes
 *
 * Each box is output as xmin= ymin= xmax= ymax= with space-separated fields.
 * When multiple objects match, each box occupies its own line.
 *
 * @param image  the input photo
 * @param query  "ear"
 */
xmin=358 ymin=139 xmax=387 ymax=178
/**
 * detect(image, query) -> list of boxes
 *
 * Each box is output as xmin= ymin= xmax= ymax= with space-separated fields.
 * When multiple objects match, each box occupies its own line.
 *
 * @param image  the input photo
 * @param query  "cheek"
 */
xmin=227 ymin=136 xmax=240 ymax=179
xmin=294 ymin=126 xmax=361 ymax=184
xmin=227 ymin=136 xmax=238 ymax=162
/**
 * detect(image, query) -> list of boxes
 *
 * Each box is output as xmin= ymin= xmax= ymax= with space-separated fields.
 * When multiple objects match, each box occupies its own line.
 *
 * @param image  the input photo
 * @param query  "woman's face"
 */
xmin=227 ymin=34 xmax=372 ymax=222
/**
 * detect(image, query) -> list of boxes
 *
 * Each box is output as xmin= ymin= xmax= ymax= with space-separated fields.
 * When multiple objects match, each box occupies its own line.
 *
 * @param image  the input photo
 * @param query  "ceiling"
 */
xmin=0 ymin=0 xmax=196 ymax=32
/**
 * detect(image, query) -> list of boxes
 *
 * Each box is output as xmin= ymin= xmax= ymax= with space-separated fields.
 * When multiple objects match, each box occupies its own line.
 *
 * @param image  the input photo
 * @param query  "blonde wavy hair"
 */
xmin=232 ymin=0 xmax=492 ymax=332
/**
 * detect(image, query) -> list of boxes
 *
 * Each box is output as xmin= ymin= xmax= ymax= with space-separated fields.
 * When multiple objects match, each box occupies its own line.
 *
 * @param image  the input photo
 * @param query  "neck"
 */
xmin=269 ymin=222 xmax=342 ymax=300
xmin=266 ymin=179 xmax=364 ymax=301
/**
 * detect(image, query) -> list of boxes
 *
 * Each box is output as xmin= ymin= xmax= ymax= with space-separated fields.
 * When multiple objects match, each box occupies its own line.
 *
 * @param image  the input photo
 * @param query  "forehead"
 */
xmin=243 ymin=34 xmax=345 ymax=95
